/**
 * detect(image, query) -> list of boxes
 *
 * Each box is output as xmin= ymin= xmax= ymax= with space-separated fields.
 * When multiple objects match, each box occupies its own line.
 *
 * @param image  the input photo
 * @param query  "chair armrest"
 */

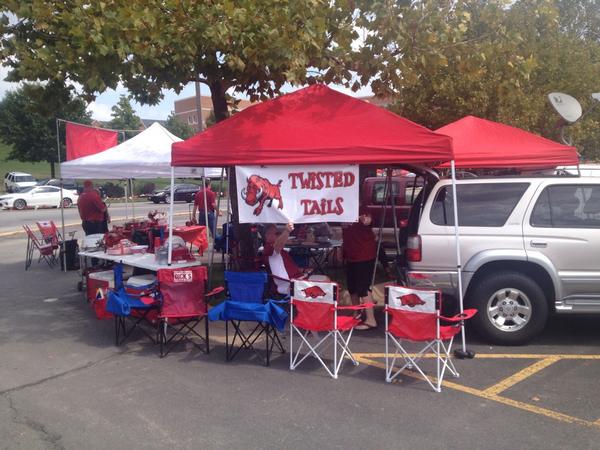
xmin=337 ymin=303 xmax=376 ymax=311
xmin=206 ymin=286 xmax=225 ymax=298
xmin=440 ymin=308 xmax=477 ymax=322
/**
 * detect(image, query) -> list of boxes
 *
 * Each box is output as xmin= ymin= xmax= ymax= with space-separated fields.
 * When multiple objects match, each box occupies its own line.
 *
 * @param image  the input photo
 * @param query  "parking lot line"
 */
xmin=353 ymin=352 xmax=600 ymax=360
xmin=482 ymin=356 xmax=560 ymax=396
xmin=353 ymin=353 xmax=600 ymax=431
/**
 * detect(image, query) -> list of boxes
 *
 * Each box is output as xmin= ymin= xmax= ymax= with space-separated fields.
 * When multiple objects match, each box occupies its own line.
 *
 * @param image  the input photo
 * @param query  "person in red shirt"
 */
xmin=342 ymin=208 xmax=377 ymax=330
xmin=77 ymin=180 xmax=108 ymax=235
xmin=192 ymin=179 xmax=216 ymax=238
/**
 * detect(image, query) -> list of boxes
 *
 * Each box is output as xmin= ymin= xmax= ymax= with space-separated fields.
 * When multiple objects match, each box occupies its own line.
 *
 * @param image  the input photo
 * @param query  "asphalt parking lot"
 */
xmin=1 ymin=233 xmax=599 ymax=449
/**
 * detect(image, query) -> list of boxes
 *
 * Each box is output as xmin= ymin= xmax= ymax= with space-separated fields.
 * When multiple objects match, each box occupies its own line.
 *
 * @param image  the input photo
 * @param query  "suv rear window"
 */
xmin=531 ymin=184 xmax=600 ymax=228
xmin=431 ymin=183 xmax=529 ymax=227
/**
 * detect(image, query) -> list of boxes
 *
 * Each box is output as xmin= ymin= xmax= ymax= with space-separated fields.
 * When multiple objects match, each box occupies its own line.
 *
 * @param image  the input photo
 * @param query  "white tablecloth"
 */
xmin=78 ymin=250 xmax=203 ymax=271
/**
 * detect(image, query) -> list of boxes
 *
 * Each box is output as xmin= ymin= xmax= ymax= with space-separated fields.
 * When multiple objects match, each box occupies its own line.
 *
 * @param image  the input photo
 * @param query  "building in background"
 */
xmin=173 ymin=95 xmax=254 ymax=131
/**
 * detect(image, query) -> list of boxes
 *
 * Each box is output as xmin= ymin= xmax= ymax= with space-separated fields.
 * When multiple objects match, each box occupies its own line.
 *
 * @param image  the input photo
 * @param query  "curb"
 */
xmin=0 ymin=212 xmax=191 ymax=238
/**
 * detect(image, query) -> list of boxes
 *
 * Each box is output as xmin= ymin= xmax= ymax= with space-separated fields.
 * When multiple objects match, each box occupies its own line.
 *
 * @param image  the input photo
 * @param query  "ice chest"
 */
xmin=87 ymin=270 xmax=115 ymax=320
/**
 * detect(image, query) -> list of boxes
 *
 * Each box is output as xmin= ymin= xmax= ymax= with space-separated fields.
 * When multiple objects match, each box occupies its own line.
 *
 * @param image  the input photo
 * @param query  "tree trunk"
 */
xmin=50 ymin=161 xmax=55 ymax=178
xmin=209 ymin=80 xmax=230 ymax=123
xmin=208 ymin=79 xmax=254 ymax=270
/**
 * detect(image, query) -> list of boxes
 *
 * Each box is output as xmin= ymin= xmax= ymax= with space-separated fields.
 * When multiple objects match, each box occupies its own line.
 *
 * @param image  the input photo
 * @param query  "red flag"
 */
xmin=66 ymin=122 xmax=118 ymax=160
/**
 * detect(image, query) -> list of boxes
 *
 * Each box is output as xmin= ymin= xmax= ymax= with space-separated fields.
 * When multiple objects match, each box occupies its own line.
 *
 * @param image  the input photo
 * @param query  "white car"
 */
xmin=0 ymin=186 xmax=79 ymax=210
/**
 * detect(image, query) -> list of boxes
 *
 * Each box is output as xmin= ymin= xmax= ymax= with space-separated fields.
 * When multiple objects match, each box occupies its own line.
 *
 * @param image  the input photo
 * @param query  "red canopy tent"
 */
xmin=171 ymin=84 xmax=453 ymax=166
xmin=436 ymin=115 xmax=578 ymax=169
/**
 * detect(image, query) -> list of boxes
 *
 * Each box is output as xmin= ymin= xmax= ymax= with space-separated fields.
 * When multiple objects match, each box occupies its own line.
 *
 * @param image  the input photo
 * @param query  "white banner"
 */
xmin=236 ymin=165 xmax=359 ymax=224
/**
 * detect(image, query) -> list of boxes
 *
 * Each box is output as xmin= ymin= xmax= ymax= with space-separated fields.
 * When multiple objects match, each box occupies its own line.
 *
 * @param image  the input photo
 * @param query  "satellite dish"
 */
xmin=548 ymin=92 xmax=583 ymax=123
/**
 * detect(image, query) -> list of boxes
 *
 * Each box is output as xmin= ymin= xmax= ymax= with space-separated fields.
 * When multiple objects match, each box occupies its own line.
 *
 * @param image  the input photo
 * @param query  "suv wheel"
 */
xmin=467 ymin=271 xmax=548 ymax=345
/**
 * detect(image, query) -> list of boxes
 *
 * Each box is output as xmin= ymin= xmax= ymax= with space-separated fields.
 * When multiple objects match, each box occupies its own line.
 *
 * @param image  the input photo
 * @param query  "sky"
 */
xmin=0 ymin=65 xmax=373 ymax=122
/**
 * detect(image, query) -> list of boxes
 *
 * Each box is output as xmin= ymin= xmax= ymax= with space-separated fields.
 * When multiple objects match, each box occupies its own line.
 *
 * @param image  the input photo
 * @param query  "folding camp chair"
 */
xmin=384 ymin=285 xmax=477 ymax=392
xmin=106 ymin=264 xmax=160 ymax=346
xmin=156 ymin=266 xmax=223 ymax=357
xmin=290 ymin=279 xmax=373 ymax=379
xmin=36 ymin=220 xmax=62 ymax=250
xmin=208 ymin=271 xmax=287 ymax=366
xmin=22 ymin=225 xmax=57 ymax=270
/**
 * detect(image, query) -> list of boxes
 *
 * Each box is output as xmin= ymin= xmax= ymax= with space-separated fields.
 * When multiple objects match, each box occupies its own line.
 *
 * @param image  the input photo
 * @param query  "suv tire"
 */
xmin=467 ymin=271 xmax=548 ymax=345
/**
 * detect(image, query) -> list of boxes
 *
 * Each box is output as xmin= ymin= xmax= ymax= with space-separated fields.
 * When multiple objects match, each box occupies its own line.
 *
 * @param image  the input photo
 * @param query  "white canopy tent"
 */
xmin=60 ymin=122 xmax=221 ymax=179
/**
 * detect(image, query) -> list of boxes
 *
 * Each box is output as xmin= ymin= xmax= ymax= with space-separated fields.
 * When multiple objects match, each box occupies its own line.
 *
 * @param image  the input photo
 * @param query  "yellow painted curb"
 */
xmin=0 ymin=212 xmax=190 ymax=238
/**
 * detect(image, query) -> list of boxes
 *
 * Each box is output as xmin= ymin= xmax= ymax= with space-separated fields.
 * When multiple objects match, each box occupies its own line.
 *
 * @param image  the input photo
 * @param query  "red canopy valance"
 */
xmin=436 ymin=115 xmax=578 ymax=169
xmin=172 ymin=84 xmax=453 ymax=167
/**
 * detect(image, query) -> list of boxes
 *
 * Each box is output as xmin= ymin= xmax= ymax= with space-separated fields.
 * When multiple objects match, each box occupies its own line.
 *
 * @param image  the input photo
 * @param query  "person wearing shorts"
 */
xmin=342 ymin=210 xmax=377 ymax=330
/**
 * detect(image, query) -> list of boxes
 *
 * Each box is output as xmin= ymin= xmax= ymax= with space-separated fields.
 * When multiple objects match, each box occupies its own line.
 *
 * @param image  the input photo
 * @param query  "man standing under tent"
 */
xmin=192 ymin=179 xmax=217 ymax=238
xmin=77 ymin=180 xmax=108 ymax=235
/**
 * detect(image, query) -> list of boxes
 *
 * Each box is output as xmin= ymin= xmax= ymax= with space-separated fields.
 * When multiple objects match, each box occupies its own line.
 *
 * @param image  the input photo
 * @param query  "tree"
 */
xmin=0 ymin=83 xmax=91 ymax=177
xmin=165 ymin=112 xmax=196 ymax=140
xmin=0 ymin=1 xmax=357 ymax=122
xmin=109 ymin=95 xmax=142 ymax=138
xmin=354 ymin=0 xmax=600 ymax=159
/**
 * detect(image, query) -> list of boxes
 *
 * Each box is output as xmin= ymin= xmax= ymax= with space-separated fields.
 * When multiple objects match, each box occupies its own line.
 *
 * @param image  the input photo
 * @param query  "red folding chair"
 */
xmin=384 ymin=285 xmax=477 ymax=392
xmin=22 ymin=225 xmax=57 ymax=270
xmin=289 ymin=279 xmax=373 ymax=379
xmin=36 ymin=220 xmax=62 ymax=250
xmin=156 ymin=266 xmax=223 ymax=358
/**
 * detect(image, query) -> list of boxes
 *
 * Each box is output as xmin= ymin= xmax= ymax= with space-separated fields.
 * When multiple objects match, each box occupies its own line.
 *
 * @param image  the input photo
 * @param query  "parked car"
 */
xmin=0 ymin=185 xmax=79 ymax=210
xmin=37 ymin=178 xmax=107 ymax=199
xmin=362 ymin=175 xmax=425 ymax=228
xmin=403 ymin=175 xmax=600 ymax=345
xmin=4 ymin=172 xmax=37 ymax=193
xmin=148 ymin=184 xmax=200 ymax=203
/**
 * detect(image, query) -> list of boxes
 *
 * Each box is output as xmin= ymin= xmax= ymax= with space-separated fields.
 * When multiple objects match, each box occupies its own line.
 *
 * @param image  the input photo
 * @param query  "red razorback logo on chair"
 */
xmin=241 ymin=175 xmax=284 ymax=216
xmin=301 ymin=286 xmax=327 ymax=299
xmin=399 ymin=293 xmax=426 ymax=307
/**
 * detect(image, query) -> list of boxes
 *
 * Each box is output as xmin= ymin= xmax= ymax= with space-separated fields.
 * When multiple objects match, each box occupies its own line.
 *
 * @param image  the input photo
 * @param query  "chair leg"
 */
xmin=205 ymin=316 xmax=210 ymax=354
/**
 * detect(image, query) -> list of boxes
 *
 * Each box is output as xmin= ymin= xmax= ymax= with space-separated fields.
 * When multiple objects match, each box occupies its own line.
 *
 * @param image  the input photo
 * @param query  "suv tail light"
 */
xmin=406 ymin=234 xmax=422 ymax=262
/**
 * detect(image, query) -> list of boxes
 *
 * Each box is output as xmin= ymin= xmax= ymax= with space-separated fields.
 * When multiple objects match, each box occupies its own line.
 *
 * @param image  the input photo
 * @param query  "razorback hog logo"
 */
xmin=241 ymin=175 xmax=283 ymax=216
xmin=301 ymin=286 xmax=327 ymax=299
xmin=399 ymin=293 xmax=426 ymax=307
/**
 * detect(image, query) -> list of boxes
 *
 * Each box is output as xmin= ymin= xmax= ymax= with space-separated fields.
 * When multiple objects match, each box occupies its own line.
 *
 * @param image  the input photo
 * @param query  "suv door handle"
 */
xmin=530 ymin=240 xmax=547 ymax=248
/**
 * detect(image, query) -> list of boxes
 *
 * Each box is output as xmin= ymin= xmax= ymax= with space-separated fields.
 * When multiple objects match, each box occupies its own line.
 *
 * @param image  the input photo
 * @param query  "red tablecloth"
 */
xmin=173 ymin=226 xmax=208 ymax=254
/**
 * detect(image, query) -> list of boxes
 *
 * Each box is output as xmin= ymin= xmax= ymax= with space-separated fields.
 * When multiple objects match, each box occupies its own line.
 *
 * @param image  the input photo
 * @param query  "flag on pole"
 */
xmin=66 ymin=122 xmax=118 ymax=160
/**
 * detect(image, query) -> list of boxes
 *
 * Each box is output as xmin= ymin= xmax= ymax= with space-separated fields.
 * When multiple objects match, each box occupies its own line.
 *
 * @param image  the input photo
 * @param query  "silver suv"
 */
xmin=404 ymin=176 xmax=600 ymax=345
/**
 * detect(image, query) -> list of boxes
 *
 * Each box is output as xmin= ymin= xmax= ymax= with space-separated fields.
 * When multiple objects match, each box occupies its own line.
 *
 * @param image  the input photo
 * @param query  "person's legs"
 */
xmin=355 ymin=260 xmax=377 ymax=329
xmin=207 ymin=211 xmax=216 ymax=238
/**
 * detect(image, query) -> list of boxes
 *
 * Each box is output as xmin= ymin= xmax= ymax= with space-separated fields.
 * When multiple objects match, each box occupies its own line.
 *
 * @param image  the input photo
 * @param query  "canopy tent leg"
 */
xmin=124 ymin=179 xmax=129 ymax=221
xmin=130 ymin=179 xmax=135 ymax=220
xmin=450 ymin=160 xmax=475 ymax=359
xmin=225 ymin=168 xmax=231 ymax=270
xmin=56 ymin=118 xmax=67 ymax=272
xmin=371 ymin=168 xmax=392 ymax=289
xmin=167 ymin=167 xmax=175 ymax=265
xmin=202 ymin=175 xmax=211 ymax=274
xmin=208 ymin=167 xmax=225 ymax=289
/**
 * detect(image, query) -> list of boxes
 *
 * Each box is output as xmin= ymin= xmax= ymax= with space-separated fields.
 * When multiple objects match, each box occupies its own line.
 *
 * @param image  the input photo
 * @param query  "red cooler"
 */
xmin=87 ymin=270 xmax=115 ymax=320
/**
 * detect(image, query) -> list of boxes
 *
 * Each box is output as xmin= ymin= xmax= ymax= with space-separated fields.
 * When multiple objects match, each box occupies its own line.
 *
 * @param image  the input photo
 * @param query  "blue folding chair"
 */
xmin=106 ymin=264 xmax=159 ymax=346
xmin=208 ymin=271 xmax=288 ymax=366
